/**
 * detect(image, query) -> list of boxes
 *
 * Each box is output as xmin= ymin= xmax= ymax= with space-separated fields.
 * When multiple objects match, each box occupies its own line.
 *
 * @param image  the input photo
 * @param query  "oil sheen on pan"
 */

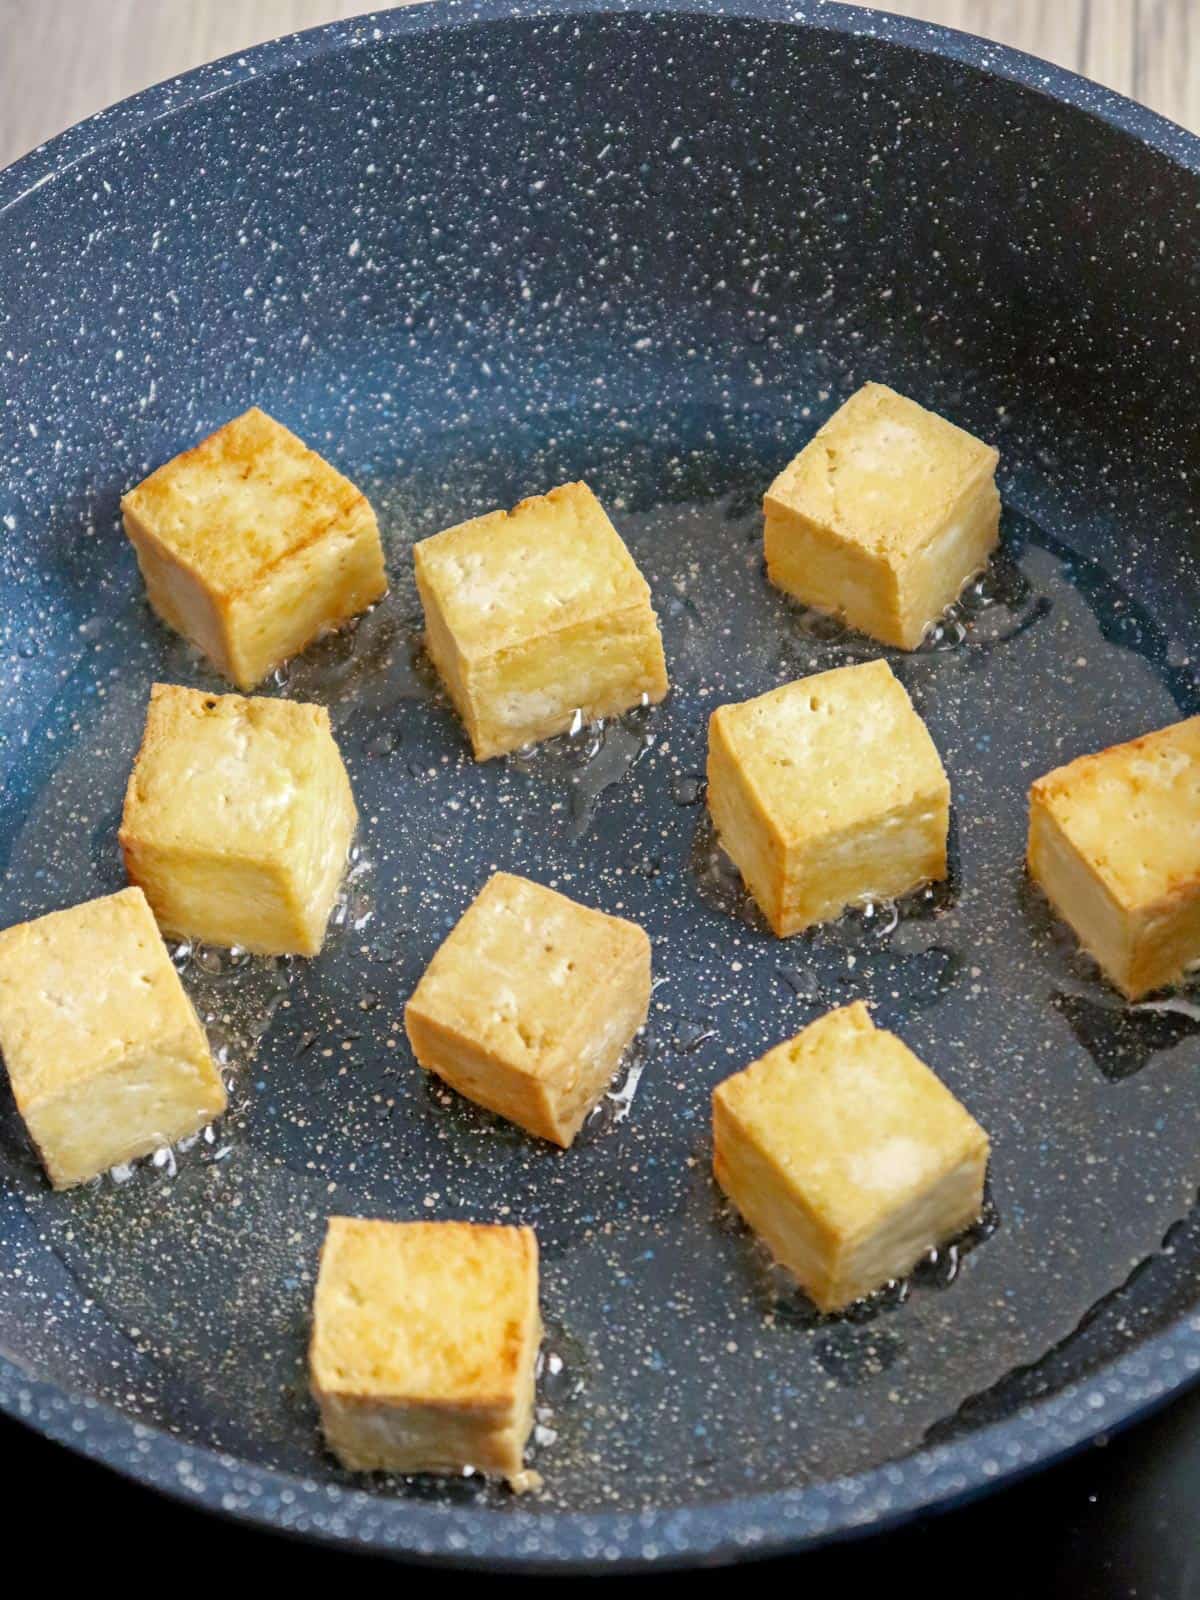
xmin=0 ymin=0 xmax=1197 ymax=1568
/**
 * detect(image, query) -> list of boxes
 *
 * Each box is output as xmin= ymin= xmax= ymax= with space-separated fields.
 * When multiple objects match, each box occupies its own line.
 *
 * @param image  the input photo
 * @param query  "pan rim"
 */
xmin=1 ymin=0 xmax=1198 ymax=1568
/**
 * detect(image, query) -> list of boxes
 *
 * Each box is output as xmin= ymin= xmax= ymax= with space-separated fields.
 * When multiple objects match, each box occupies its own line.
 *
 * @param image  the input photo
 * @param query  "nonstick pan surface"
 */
xmin=1 ymin=0 xmax=1198 ymax=1570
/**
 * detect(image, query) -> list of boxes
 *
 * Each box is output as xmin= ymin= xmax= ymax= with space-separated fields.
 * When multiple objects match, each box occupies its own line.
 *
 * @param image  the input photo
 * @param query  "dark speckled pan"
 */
xmin=0 ymin=0 xmax=1198 ymax=1571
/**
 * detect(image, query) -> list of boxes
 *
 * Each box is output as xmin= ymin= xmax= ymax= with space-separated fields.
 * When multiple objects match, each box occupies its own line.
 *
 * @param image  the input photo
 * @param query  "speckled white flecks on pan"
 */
xmin=0 ymin=0 xmax=1198 ymax=1570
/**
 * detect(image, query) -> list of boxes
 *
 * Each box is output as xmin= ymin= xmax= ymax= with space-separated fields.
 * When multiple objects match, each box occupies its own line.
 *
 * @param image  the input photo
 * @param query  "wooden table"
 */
xmin=0 ymin=0 xmax=1195 ymax=168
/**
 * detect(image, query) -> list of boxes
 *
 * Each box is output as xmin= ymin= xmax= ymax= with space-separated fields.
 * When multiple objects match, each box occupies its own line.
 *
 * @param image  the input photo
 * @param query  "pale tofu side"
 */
xmin=224 ymin=498 xmax=385 ymax=690
xmin=764 ymin=382 xmax=1000 ymax=649
xmin=309 ymin=1217 xmax=541 ymax=1487
xmin=413 ymin=481 xmax=668 ymax=760
xmin=120 ymin=683 xmax=358 ymax=957
xmin=707 ymin=712 xmax=788 ymax=932
xmin=712 ymin=1003 xmax=989 ymax=1311
xmin=460 ymin=607 xmax=667 ymax=761
xmin=706 ymin=659 xmax=950 ymax=937
xmin=0 ymin=887 xmax=225 ymax=1188
xmin=896 ymin=476 xmax=1001 ymax=647
xmin=404 ymin=872 xmax=652 ymax=1147
xmin=1028 ymin=716 xmax=1200 ymax=999
xmin=122 ymin=407 xmax=388 ymax=690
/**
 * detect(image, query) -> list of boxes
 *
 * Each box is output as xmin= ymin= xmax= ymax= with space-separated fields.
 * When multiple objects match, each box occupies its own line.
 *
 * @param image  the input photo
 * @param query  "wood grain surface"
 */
xmin=0 ymin=0 xmax=1195 ymax=168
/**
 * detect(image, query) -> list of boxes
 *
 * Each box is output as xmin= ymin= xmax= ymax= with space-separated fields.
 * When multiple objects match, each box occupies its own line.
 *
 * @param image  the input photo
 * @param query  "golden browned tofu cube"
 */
xmin=713 ymin=1002 xmax=989 ymax=1311
xmin=1028 ymin=716 xmax=1200 ymax=1000
xmin=413 ymin=481 xmax=668 ymax=760
xmin=706 ymin=658 xmax=950 ymax=937
xmin=405 ymin=872 xmax=651 ymax=1146
xmin=0 ymin=887 xmax=225 ymax=1188
xmin=310 ymin=1217 xmax=541 ymax=1487
xmin=120 ymin=683 xmax=357 ymax=957
xmin=764 ymin=383 xmax=1000 ymax=649
xmin=122 ymin=408 xmax=388 ymax=689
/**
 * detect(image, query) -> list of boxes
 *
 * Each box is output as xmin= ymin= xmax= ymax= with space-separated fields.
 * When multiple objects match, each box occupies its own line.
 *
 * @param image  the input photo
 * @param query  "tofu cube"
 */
xmin=120 ymin=683 xmax=358 ymax=957
xmin=413 ymin=481 xmax=668 ymax=760
xmin=706 ymin=658 xmax=949 ymax=937
xmin=0 ymin=887 xmax=226 ymax=1189
xmin=310 ymin=1217 xmax=541 ymax=1487
xmin=713 ymin=1002 xmax=989 ymax=1310
xmin=764 ymin=382 xmax=1000 ymax=649
xmin=1028 ymin=716 xmax=1200 ymax=999
xmin=405 ymin=872 xmax=651 ymax=1146
xmin=122 ymin=408 xmax=388 ymax=689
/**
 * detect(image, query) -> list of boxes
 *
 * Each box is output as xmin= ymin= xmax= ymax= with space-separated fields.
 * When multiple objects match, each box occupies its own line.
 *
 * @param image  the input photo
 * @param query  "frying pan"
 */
xmin=1 ymin=0 xmax=1198 ymax=1571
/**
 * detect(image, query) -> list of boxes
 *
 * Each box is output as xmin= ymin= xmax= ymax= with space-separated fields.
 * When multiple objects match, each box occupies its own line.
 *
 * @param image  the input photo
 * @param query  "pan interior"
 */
xmin=0 ymin=7 xmax=1197 ymax=1519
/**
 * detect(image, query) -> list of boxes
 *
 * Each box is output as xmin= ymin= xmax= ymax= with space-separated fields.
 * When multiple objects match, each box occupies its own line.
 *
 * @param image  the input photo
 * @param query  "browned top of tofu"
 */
xmin=310 ymin=1217 xmax=540 ymax=1405
xmin=0 ymin=887 xmax=206 ymax=1099
xmin=765 ymin=382 xmax=998 ymax=560
xmin=714 ymin=1002 xmax=988 ymax=1241
xmin=121 ymin=407 xmax=375 ymax=596
xmin=1030 ymin=715 xmax=1200 ymax=907
xmin=405 ymin=872 xmax=650 ymax=1076
xmin=709 ymin=659 xmax=949 ymax=846
xmin=412 ymin=481 xmax=652 ymax=657
xmin=120 ymin=683 xmax=354 ymax=857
